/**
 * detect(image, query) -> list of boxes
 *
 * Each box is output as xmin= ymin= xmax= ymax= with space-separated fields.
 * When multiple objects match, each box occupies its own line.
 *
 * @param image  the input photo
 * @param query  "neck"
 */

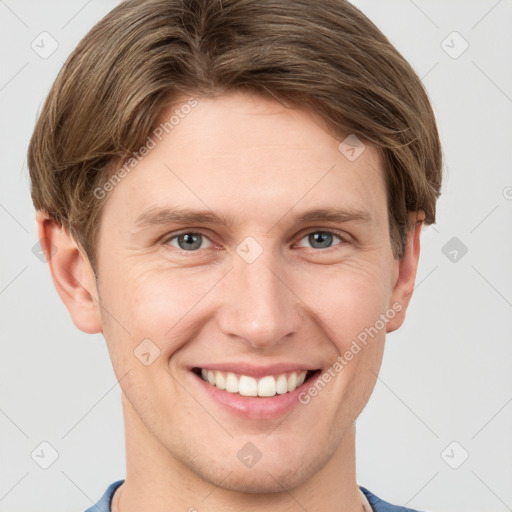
xmin=117 ymin=394 xmax=364 ymax=512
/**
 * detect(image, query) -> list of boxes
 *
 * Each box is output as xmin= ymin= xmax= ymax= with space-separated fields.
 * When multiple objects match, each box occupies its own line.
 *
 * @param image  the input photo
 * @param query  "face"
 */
xmin=48 ymin=91 xmax=420 ymax=493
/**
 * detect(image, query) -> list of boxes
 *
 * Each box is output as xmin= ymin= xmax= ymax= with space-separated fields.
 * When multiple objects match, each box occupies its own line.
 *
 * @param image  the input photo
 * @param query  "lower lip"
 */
xmin=191 ymin=370 xmax=320 ymax=420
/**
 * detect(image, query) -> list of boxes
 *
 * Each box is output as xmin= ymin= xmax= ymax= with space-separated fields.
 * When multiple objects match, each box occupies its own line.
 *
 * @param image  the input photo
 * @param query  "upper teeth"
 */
xmin=200 ymin=369 xmax=307 ymax=397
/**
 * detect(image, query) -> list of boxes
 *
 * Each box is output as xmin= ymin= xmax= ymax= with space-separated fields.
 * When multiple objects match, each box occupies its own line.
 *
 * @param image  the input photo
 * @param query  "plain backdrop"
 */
xmin=1 ymin=1 xmax=511 ymax=511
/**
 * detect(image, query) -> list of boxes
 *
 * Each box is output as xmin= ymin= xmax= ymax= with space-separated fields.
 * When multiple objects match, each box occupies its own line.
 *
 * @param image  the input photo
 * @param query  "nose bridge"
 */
xmin=218 ymin=243 xmax=301 ymax=347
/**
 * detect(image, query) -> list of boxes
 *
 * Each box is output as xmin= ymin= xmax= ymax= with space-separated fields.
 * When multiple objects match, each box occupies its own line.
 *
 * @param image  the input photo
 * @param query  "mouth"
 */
xmin=192 ymin=367 xmax=321 ymax=398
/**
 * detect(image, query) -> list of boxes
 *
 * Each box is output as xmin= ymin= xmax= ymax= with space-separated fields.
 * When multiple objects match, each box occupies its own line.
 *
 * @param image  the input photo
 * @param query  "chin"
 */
xmin=217 ymin=465 xmax=312 ymax=494
xmin=182 ymin=447 xmax=324 ymax=496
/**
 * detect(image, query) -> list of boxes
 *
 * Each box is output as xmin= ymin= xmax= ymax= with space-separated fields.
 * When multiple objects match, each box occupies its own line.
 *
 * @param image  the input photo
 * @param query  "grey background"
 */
xmin=1 ymin=1 xmax=511 ymax=511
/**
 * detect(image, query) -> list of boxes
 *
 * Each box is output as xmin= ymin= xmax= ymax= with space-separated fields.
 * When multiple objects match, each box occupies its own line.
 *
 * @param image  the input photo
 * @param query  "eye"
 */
xmin=162 ymin=229 xmax=347 ymax=254
xmin=296 ymin=230 xmax=346 ymax=250
xmin=164 ymin=232 xmax=213 ymax=251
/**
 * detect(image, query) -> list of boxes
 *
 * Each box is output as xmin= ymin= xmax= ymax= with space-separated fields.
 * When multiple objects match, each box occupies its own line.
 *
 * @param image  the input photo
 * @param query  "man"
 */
xmin=27 ymin=0 xmax=442 ymax=510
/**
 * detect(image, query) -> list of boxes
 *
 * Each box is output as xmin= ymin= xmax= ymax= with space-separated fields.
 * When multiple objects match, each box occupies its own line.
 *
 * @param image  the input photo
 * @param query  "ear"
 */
xmin=386 ymin=211 xmax=425 ymax=333
xmin=36 ymin=210 xmax=102 ymax=334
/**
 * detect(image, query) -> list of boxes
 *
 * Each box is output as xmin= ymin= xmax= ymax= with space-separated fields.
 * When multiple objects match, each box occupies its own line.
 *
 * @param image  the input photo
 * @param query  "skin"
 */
xmin=37 ymin=91 xmax=424 ymax=512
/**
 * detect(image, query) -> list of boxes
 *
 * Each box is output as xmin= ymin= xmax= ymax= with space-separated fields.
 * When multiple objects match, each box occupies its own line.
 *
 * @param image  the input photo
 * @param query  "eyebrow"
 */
xmin=132 ymin=206 xmax=372 ymax=232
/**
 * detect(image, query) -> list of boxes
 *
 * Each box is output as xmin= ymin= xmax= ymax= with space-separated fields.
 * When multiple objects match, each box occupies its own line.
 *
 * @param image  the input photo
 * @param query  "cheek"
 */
xmin=294 ymin=259 xmax=394 ymax=344
xmin=99 ymin=247 xmax=395 ymax=367
xmin=303 ymin=263 xmax=390 ymax=418
xmin=100 ymin=264 xmax=222 ymax=359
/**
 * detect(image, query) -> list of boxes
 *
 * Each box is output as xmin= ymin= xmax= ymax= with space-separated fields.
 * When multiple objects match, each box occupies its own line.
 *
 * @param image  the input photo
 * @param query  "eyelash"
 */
xmin=161 ymin=229 xmax=349 ymax=255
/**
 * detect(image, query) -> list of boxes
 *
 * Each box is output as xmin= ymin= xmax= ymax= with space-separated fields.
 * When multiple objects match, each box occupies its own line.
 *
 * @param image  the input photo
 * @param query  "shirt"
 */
xmin=85 ymin=480 xmax=424 ymax=512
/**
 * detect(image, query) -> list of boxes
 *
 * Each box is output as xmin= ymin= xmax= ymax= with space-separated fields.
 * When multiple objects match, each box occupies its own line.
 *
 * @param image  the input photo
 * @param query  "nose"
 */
xmin=216 ymin=246 xmax=304 ymax=349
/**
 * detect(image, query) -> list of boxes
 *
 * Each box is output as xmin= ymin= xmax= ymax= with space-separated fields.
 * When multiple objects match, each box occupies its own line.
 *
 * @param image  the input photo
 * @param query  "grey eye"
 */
xmin=168 ymin=233 xmax=210 ymax=251
xmin=297 ymin=231 xmax=342 ymax=249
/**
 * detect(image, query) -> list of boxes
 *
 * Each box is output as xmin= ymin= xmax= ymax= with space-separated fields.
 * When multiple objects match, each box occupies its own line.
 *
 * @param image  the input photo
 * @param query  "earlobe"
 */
xmin=386 ymin=211 xmax=425 ymax=333
xmin=36 ymin=210 xmax=103 ymax=334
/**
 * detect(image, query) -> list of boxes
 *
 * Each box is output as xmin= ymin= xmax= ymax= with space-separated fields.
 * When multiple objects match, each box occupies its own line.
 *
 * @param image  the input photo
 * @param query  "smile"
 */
xmin=193 ymin=367 xmax=320 ymax=397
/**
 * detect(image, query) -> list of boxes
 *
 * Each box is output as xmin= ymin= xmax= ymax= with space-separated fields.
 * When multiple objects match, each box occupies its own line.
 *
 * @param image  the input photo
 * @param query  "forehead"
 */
xmin=100 ymin=92 xmax=387 ymax=231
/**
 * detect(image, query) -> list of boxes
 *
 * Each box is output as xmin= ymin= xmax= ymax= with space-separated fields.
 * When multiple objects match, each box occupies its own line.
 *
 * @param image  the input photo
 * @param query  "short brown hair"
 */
xmin=28 ymin=0 xmax=442 ymax=272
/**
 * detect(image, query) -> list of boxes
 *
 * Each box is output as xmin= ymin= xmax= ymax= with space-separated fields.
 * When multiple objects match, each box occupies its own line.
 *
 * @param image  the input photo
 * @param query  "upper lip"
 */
xmin=191 ymin=362 xmax=320 ymax=378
